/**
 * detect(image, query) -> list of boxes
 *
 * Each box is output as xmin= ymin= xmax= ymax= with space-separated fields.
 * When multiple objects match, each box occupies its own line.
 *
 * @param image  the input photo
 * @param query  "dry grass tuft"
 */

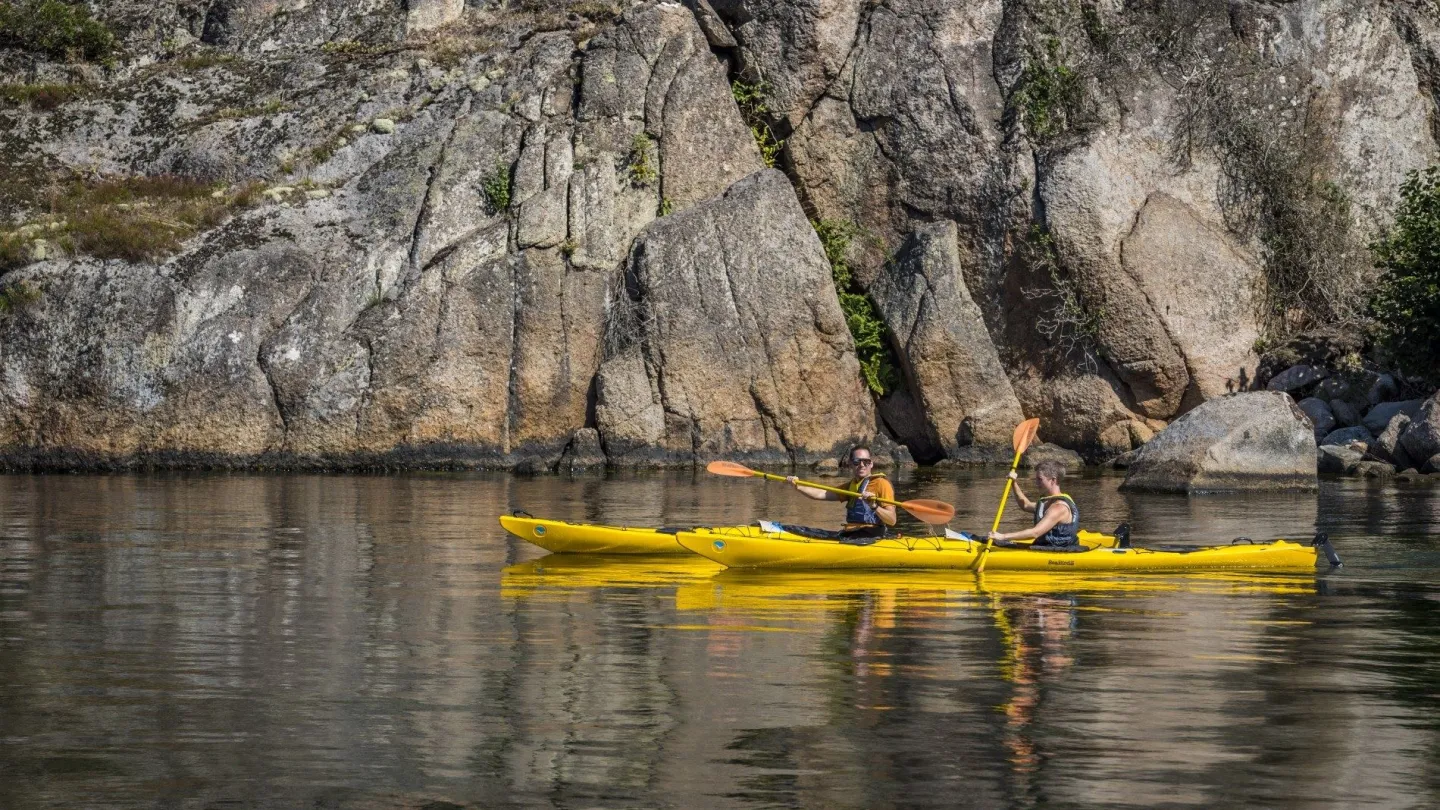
xmin=0 ymin=82 xmax=85 ymax=110
xmin=0 ymin=175 xmax=265 ymax=271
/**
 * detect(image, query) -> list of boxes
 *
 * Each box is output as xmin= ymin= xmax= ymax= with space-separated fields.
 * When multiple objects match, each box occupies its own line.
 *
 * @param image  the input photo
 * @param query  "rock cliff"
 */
xmin=0 ymin=0 xmax=1437 ymax=470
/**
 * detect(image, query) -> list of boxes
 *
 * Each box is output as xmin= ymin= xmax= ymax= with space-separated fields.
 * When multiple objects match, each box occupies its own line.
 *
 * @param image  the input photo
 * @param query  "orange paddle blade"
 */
xmin=901 ymin=499 xmax=955 ymax=525
xmin=706 ymin=460 xmax=760 ymax=478
xmin=1012 ymin=418 xmax=1040 ymax=455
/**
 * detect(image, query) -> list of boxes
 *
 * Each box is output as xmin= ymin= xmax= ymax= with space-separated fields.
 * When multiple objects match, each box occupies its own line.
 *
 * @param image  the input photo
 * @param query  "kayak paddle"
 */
xmin=975 ymin=418 xmax=1041 ymax=573
xmin=706 ymin=460 xmax=956 ymax=525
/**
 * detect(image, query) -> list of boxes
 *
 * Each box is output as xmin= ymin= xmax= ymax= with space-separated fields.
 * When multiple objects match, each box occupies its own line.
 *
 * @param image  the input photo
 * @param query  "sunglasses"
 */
xmin=851 ymin=457 xmax=873 ymax=465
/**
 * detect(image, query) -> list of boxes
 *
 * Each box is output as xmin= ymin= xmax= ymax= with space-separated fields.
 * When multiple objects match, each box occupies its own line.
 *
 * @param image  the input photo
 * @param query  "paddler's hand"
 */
xmin=785 ymin=475 xmax=799 ymax=488
xmin=860 ymin=491 xmax=879 ymax=503
xmin=1007 ymin=470 xmax=1018 ymax=481
xmin=987 ymin=531 xmax=1004 ymax=543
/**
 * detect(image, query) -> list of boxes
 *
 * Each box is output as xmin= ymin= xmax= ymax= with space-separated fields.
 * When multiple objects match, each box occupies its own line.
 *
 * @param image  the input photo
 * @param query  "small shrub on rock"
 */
xmin=0 ymin=280 xmax=40 ymax=313
xmin=1370 ymin=166 xmax=1440 ymax=385
xmin=814 ymin=219 xmax=900 ymax=396
xmin=1013 ymin=37 xmax=1086 ymax=143
xmin=732 ymin=80 xmax=784 ymax=169
xmin=1021 ymin=224 xmax=1103 ymax=371
xmin=625 ymin=134 xmax=658 ymax=187
xmin=482 ymin=162 xmax=512 ymax=214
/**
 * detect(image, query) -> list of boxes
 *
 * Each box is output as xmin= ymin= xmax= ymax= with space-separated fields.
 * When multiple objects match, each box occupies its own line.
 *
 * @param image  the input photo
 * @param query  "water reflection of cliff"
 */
xmin=1 ymin=473 xmax=1438 ymax=809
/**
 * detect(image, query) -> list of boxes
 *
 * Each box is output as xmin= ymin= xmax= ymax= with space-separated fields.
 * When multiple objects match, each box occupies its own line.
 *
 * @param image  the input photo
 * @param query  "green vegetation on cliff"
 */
xmin=1146 ymin=4 xmax=1362 ymax=336
xmin=1022 ymin=224 xmax=1103 ymax=370
xmin=0 ymin=0 xmax=114 ymax=61
xmin=1370 ymin=166 xmax=1440 ymax=383
xmin=732 ymin=80 xmax=784 ymax=169
xmin=482 ymin=162 xmax=512 ymax=214
xmin=814 ymin=220 xmax=899 ymax=396
xmin=1013 ymin=37 xmax=1085 ymax=142
xmin=626 ymin=134 xmax=658 ymax=187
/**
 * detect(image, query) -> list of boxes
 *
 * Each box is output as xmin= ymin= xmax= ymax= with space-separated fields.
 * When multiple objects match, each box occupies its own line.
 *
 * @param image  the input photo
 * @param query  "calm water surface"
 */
xmin=1 ymin=469 xmax=1438 ymax=809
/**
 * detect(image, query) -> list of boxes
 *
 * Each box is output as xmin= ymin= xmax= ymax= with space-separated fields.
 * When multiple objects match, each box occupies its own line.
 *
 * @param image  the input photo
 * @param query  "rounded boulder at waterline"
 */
xmin=1121 ymin=392 xmax=1318 ymax=493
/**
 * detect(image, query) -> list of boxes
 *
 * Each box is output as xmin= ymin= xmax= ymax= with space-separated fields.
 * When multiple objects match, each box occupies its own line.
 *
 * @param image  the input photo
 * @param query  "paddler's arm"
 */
xmin=786 ymin=475 xmax=838 ymax=501
xmin=863 ymin=492 xmax=898 ymax=526
xmin=989 ymin=501 xmax=1070 ymax=543
xmin=1008 ymin=470 xmax=1036 ymax=512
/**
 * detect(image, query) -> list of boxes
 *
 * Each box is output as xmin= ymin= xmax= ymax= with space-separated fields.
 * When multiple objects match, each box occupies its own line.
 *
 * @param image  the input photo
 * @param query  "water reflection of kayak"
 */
xmin=676 ymin=525 xmax=1332 ymax=572
xmin=499 ymin=553 xmax=1319 ymax=608
xmin=500 ymin=553 xmax=720 ymax=600
xmin=671 ymin=568 xmax=1320 ymax=614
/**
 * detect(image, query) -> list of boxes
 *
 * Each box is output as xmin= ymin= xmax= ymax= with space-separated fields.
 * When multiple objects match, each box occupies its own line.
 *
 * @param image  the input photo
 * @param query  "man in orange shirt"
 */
xmin=785 ymin=445 xmax=896 ymax=542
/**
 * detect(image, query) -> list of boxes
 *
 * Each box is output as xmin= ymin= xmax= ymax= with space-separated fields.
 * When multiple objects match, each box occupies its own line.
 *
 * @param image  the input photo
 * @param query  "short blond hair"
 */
xmin=1035 ymin=460 xmax=1066 ymax=482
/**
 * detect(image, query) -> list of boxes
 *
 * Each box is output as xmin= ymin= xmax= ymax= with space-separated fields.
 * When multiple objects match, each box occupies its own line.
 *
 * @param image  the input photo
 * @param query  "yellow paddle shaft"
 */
xmin=976 ymin=447 xmax=1025 ymax=572
xmin=749 ymin=470 xmax=898 ymax=508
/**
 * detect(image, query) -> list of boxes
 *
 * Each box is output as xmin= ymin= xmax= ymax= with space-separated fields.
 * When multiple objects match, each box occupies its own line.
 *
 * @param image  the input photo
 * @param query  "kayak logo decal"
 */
xmin=713 ymin=540 xmax=726 ymax=552
xmin=534 ymin=526 xmax=547 ymax=536
xmin=1047 ymin=559 xmax=1075 ymax=566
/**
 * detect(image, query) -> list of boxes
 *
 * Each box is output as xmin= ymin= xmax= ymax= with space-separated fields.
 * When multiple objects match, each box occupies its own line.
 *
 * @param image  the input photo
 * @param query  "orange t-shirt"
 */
xmin=843 ymin=475 xmax=895 ymax=528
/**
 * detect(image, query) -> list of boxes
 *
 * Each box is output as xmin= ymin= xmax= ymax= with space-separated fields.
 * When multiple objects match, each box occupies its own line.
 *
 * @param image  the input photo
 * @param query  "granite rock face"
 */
xmin=0 ymin=2 xmax=777 ymax=470
xmin=1121 ymin=392 xmax=1318 ymax=493
xmin=595 ymin=170 xmax=871 ymax=465
xmin=1 ymin=0 xmax=1438 ymax=470
xmin=871 ymin=221 xmax=1023 ymax=462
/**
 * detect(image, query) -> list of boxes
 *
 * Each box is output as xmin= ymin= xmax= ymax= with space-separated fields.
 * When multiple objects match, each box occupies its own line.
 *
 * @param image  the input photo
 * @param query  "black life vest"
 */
xmin=1034 ymin=494 xmax=1079 ymax=547
xmin=844 ymin=474 xmax=885 ymax=527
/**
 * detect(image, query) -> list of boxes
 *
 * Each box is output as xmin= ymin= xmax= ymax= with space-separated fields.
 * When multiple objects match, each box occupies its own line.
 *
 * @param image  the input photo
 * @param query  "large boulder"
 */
xmin=1349 ymin=460 xmax=1396 ymax=478
xmin=1009 ymin=372 xmax=1155 ymax=461
xmin=870 ymin=221 xmax=1024 ymax=460
xmin=1318 ymin=445 xmax=1364 ymax=474
xmin=1400 ymin=394 xmax=1440 ymax=463
xmin=1019 ymin=443 xmax=1085 ymax=471
xmin=1321 ymin=425 xmax=1373 ymax=449
xmin=1316 ymin=375 xmax=1372 ymax=409
xmin=1371 ymin=414 xmax=1416 ymax=469
xmin=1268 ymin=365 xmax=1329 ymax=394
xmin=594 ymin=169 xmax=872 ymax=465
xmin=1296 ymin=397 xmax=1335 ymax=441
xmin=1363 ymin=399 xmax=1425 ymax=434
xmin=1329 ymin=398 xmax=1362 ymax=428
xmin=1121 ymin=392 xmax=1318 ymax=493
xmin=1112 ymin=192 xmax=1264 ymax=404
xmin=1368 ymin=373 xmax=1400 ymax=406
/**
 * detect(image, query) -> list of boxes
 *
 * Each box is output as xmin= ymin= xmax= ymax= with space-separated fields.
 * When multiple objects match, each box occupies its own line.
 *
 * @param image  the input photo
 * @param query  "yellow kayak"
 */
xmin=675 ymin=525 xmax=1332 ymax=572
xmin=499 ymin=513 xmax=693 ymax=554
xmin=499 ymin=513 xmax=1094 ymax=556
